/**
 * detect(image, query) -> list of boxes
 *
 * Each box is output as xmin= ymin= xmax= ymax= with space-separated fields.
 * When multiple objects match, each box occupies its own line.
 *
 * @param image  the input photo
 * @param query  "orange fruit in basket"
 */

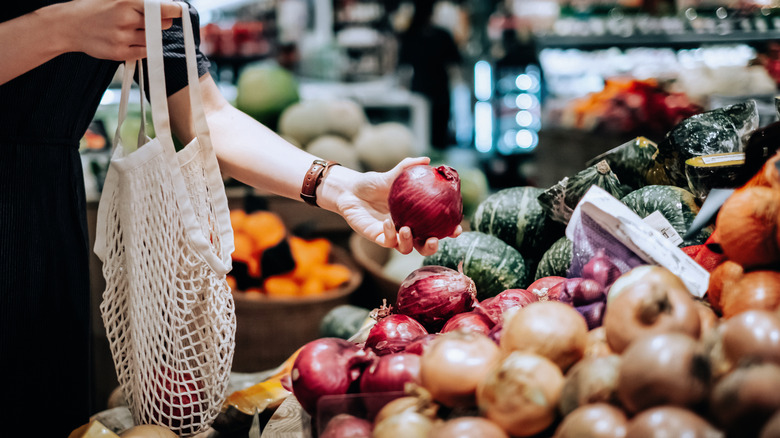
xmin=230 ymin=209 xmax=249 ymax=233
xmin=243 ymin=211 xmax=287 ymax=250
xmin=264 ymin=275 xmax=300 ymax=297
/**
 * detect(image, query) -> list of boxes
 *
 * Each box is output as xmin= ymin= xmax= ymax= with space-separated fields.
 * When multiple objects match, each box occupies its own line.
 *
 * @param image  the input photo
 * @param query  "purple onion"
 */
xmin=364 ymin=314 xmax=428 ymax=356
xmin=441 ymin=311 xmax=494 ymax=335
xmin=396 ymin=265 xmax=477 ymax=332
xmin=576 ymin=300 xmax=607 ymax=330
xmin=582 ymin=249 xmax=621 ymax=289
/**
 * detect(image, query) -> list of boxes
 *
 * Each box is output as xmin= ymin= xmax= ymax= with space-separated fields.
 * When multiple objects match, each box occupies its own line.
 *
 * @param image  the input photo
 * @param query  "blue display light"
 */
xmin=474 ymin=60 xmax=493 ymax=102
xmin=474 ymin=101 xmax=494 ymax=153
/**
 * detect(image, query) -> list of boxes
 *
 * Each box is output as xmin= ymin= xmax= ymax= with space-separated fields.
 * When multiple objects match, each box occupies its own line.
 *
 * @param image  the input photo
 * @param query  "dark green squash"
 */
xmin=538 ymin=160 xmax=630 ymax=225
xmin=423 ymin=231 xmax=530 ymax=300
xmin=470 ymin=186 xmax=565 ymax=266
xmin=620 ymin=185 xmax=712 ymax=247
xmin=534 ymin=237 xmax=574 ymax=280
xmin=586 ymin=136 xmax=662 ymax=190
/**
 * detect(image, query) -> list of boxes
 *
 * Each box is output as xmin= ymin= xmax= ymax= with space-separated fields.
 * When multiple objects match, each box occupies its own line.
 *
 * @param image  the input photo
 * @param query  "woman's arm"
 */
xmin=0 ymin=0 xmax=180 ymax=86
xmin=168 ymin=74 xmax=459 ymax=255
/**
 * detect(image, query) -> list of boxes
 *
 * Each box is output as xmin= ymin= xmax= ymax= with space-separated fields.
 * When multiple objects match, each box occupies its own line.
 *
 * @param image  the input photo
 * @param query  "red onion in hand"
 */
xmin=291 ymin=338 xmax=373 ymax=415
xmin=441 ymin=311 xmax=494 ymax=335
xmin=396 ymin=265 xmax=477 ymax=332
xmin=365 ymin=314 xmax=428 ymax=356
xmin=388 ymin=164 xmax=463 ymax=246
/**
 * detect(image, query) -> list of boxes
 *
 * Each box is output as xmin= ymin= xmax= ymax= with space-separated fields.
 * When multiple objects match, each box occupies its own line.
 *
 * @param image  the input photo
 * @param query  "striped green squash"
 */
xmin=534 ymin=237 xmax=574 ymax=280
xmin=471 ymin=186 xmax=565 ymax=266
xmin=620 ymin=185 xmax=712 ymax=247
xmin=423 ymin=231 xmax=530 ymax=300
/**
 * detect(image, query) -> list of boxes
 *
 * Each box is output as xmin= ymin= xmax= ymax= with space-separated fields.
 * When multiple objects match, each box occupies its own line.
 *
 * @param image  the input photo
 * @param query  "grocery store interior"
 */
xmin=82 ymin=0 xmax=780 ymax=435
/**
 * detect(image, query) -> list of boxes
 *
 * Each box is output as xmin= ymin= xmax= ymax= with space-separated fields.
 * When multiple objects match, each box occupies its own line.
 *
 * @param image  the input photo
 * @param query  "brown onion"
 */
xmin=420 ymin=330 xmax=501 ymax=408
xmin=716 ymin=186 xmax=780 ymax=269
xmin=625 ymin=406 xmax=723 ymax=438
xmin=604 ymin=266 xmax=701 ymax=353
xmin=721 ymin=309 xmax=780 ymax=367
xmin=388 ymin=164 xmax=463 ymax=246
xmin=710 ymin=362 xmax=780 ymax=437
xmin=429 ymin=417 xmax=509 ymax=438
xmin=617 ymin=333 xmax=710 ymax=414
xmin=584 ymin=326 xmax=614 ymax=358
xmin=395 ymin=265 xmax=477 ymax=332
xmin=500 ymin=301 xmax=588 ymax=372
xmin=477 ymin=352 xmax=565 ymax=437
xmin=559 ymin=354 xmax=622 ymax=416
xmin=706 ymin=260 xmax=743 ymax=313
xmin=372 ymin=410 xmax=436 ymax=438
xmin=553 ymin=403 xmax=628 ymax=438
xmin=695 ymin=300 xmax=720 ymax=338
xmin=721 ymin=270 xmax=780 ymax=318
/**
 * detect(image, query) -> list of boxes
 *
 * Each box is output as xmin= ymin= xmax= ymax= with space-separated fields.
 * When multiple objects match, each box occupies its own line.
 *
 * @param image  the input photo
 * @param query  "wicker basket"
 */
xmin=231 ymin=246 xmax=362 ymax=372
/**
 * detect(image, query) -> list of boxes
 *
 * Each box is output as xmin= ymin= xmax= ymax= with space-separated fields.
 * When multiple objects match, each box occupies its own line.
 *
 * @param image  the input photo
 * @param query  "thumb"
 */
xmin=159 ymin=1 xmax=184 ymax=19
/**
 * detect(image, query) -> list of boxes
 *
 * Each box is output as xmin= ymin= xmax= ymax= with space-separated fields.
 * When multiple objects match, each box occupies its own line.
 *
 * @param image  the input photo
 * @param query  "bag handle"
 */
xmin=112 ymin=59 xmax=150 ymax=153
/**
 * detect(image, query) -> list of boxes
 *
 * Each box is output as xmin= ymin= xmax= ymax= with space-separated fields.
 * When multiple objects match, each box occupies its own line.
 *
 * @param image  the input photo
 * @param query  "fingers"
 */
xmin=450 ymin=224 xmax=463 ymax=238
xmin=397 ymin=227 xmax=414 ymax=255
xmin=415 ymin=237 xmax=439 ymax=257
xmin=160 ymin=1 xmax=184 ymax=19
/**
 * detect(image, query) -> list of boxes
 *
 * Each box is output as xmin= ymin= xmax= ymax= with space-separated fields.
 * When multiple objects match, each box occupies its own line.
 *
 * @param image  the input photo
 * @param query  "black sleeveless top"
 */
xmin=0 ymin=2 xmax=210 ymax=434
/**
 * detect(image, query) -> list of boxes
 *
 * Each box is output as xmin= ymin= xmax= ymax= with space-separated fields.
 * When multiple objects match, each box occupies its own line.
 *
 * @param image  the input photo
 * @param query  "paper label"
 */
xmin=566 ymin=186 xmax=710 ymax=298
xmin=700 ymin=153 xmax=744 ymax=165
xmin=642 ymin=211 xmax=684 ymax=247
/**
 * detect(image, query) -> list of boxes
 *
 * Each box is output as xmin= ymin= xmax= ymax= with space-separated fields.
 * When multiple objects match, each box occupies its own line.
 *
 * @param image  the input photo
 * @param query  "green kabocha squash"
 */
xmin=534 ymin=237 xmax=574 ymax=280
xmin=470 ymin=186 xmax=565 ymax=267
xmin=654 ymin=100 xmax=758 ymax=187
xmin=423 ymin=231 xmax=530 ymax=300
xmin=586 ymin=136 xmax=664 ymax=190
xmin=620 ymin=185 xmax=712 ymax=247
xmin=538 ymin=160 xmax=630 ymax=225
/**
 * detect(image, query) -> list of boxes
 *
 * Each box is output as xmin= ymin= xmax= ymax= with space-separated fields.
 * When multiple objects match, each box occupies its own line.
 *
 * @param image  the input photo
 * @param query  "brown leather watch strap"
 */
xmin=300 ymin=159 xmax=340 ymax=207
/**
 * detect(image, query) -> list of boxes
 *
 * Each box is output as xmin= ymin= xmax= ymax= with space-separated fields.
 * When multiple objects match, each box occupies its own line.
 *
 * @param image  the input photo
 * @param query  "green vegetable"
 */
xmin=423 ymin=231 xmax=530 ymax=300
xmin=534 ymin=237 xmax=574 ymax=280
xmin=538 ymin=160 xmax=630 ymax=225
xmin=585 ymin=136 xmax=661 ymax=190
xmin=620 ymin=185 xmax=712 ymax=247
xmin=319 ymin=304 xmax=372 ymax=339
xmin=470 ymin=186 xmax=565 ymax=266
xmin=654 ymin=101 xmax=758 ymax=187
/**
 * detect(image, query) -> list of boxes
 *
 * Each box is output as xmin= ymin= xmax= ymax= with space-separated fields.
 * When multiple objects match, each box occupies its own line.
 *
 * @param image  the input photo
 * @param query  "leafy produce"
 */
xmin=534 ymin=237 xmax=573 ymax=280
xmin=617 ymin=333 xmax=710 ymax=414
xmin=471 ymin=186 xmax=564 ymax=264
xmin=500 ymin=301 xmax=588 ymax=371
xmin=395 ymin=265 xmax=476 ymax=333
xmin=364 ymin=313 xmax=428 ymax=356
xmin=319 ymin=305 xmax=371 ymax=339
xmin=424 ymin=231 xmax=530 ymax=300
xmin=620 ymin=184 xmax=711 ymax=247
xmin=420 ymin=331 xmax=501 ymax=408
xmin=654 ymin=100 xmax=758 ymax=188
xmin=477 ymin=351 xmax=565 ymax=437
xmin=604 ymin=266 xmax=701 ymax=353
xmin=388 ymin=164 xmax=463 ymax=247
xmin=538 ymin=160 xmax=629 ymax=225
xmin=553 ymin=403 xmax=627 ymax=438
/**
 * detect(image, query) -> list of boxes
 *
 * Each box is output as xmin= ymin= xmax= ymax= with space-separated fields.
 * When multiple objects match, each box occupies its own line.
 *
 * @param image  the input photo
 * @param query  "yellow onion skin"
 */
xmin=477 ymin=352 xmax=565 ymax=437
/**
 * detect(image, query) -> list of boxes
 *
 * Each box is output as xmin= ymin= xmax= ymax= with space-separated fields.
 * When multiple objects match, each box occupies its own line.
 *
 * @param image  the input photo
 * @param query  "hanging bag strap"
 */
xmin=144 ymin=0 xmax=231 ymax=273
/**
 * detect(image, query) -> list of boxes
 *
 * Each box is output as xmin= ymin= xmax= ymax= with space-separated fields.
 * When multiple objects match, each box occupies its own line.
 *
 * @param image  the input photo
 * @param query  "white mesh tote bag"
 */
xmin=94 ymin=1 xmax=236 ymax=435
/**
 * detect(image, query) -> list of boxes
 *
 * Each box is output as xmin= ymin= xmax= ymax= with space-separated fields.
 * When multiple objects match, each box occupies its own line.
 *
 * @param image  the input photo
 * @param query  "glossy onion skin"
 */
xmin=388 ymin=164 xmax=463 ymax=245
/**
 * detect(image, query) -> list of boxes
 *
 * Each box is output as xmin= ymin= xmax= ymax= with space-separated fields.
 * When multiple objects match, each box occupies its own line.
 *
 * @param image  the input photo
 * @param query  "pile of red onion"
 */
xmin=395 ymin=265 xmax=477 ymax=332
xmin=388 ymin=164 xmax=463 ymax=246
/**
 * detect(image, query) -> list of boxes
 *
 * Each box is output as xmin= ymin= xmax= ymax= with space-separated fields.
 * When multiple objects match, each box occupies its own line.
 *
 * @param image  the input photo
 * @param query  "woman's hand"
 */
xmin=327 ymin=157 xmax=462 ymax=256
xmin=59 ymin=0 xmax=182 ymax=61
